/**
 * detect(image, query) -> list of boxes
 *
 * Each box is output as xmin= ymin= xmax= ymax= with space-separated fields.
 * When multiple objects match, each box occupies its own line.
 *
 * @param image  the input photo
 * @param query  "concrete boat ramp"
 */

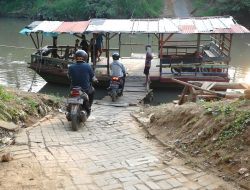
xmin=97 ymin=76 xmax=152 ymax=107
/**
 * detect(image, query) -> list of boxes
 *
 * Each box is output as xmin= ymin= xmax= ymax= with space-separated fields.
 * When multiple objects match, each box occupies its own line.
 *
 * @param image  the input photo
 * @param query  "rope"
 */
xmin=0 ymin=44 xmax=36 ymax=50
xmin=28 ymin=72 xmax=37 ymax=92
xmin=28 ymin=49 xmax=44 ymax=92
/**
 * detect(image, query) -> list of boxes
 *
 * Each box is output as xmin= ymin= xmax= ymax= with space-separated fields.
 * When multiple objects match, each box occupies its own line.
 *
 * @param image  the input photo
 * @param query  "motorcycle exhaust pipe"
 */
xmin=66 ymin=112 xmax=71 ymax=121
xmin=80 ymin=110 xmax=87 ymax=122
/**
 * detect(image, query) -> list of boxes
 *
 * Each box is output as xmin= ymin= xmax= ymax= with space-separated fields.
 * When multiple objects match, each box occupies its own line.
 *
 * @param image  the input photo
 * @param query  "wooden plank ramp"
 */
xmin=95 ymin=76 xmax=152 ymax=107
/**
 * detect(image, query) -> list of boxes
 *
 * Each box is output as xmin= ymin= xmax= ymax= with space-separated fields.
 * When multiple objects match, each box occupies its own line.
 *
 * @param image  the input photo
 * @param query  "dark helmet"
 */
xmin=112 ymin=52 xmax=120 ymax=60
xmin=75 ymin=50 xmax=87 ymax=62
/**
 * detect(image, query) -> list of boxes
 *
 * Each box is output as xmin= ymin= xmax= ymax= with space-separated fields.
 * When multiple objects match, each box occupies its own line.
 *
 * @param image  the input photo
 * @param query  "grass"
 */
xmin=0 ymin=86 xmax=14 ymax=101
xmin=0 ymin=86 xmax=61 ymax=123
xmin=199 ymin=99 xmax=250 ymax=142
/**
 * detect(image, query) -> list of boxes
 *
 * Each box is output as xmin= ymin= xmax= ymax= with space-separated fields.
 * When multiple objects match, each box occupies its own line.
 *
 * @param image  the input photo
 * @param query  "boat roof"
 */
xmin=19 ymin=16 xmax=250 ymax=36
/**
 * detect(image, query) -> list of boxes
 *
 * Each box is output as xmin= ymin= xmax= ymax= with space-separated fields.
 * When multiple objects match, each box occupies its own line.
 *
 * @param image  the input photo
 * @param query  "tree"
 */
xmin=0 ymin=0 xmax=164 ymax=20
xmin=193 ymin=0 xmax=250 ymax=24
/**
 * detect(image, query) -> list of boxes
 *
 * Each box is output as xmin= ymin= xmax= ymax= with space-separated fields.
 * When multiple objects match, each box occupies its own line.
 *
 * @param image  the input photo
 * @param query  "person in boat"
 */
xmin=143 ymin=45 xmax=153 ymax=86
xmin=80 ymin=35 xmax=89 ymax=62
xmin=62 ymin=45 xmax=72 ymax=60
xmin=95 ymin=33 xmax=104 ymax=62
xmin=68 ymin=50 xmax=98 ymax=116
xmin=109 ymin=52 xmax=126 ymax=95
xmin=90 ymin=38 xmax=98 ymax=63
xmin=51 ymin=36 xmax=60 ymax=58
xmin=74 ymin=39 xmax=80 ymax=53
xmin=39 ymin=47 xmax=51 ymax=56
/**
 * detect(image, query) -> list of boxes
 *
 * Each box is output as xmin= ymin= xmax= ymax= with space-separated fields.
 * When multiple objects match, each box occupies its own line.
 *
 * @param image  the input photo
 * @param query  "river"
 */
xmin=0 ymin=18 xmax=250 ymax=103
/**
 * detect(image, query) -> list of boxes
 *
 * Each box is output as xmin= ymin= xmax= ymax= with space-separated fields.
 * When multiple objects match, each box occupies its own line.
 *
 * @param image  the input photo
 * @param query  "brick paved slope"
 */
xmin=1 ymin=99 xmax=238 ymax=190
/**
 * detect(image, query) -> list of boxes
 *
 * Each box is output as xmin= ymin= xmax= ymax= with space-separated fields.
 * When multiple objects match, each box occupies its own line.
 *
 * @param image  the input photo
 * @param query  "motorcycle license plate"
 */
xmin=67 ymin=98 xmax=83 ymax=104
xmin=110 ymin=83 xmax=119 ymax=88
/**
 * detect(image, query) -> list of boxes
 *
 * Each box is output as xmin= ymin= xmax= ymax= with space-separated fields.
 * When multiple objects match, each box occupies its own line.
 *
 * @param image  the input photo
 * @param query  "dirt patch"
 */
xmin=0 ymin=157 xmax=57 ymax=189
xmin=0 ymin=88 xmax=64 ymax=189
xmin=135 ymin=99 xmax=250 ymax=189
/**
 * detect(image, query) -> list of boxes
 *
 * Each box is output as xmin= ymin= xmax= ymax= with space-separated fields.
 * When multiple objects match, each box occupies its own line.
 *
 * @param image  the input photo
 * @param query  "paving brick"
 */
xmin=166 ymin=177 xmax=183 ymax=188
xmin=145 ymin=181 xmax=161 ymax=190
xmin=101 ymin=183 xmax=123 ymax=190
xmin=145 ymin=170 xmax=166 ymax=177
xmin=156 ymin=180 xmax=173 ymax=189
xmin=151 ymin=174 xmax=172 ymax=181
xmin=134 ymin=184 xmax=151 ymax=190
xmin=4 ymin=104 xmax=237 ymax=190
xmin=123 ymin=186 xmax=137 ymax=190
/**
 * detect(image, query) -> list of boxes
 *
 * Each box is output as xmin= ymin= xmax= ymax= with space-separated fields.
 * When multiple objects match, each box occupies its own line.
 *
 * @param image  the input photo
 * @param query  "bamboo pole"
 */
xmin=172 ymin=78 xmax=243 ymax=99
xmin=172 ymin=78 xmax=224 ymax=97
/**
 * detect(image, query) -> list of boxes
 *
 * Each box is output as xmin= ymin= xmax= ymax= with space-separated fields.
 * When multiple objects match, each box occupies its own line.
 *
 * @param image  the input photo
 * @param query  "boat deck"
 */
xmin=94 ymin=54 xmax=229 ymax=87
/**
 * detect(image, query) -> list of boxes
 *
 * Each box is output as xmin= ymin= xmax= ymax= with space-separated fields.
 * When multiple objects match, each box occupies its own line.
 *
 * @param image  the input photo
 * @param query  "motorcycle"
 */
xmin=107 ymin=76 xmax=124 ymax=102
xmin=66 ymin=86 xmax=89 ymax=131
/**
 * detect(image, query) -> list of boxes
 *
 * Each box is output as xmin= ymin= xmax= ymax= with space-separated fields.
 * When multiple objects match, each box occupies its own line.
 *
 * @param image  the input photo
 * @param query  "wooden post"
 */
xmin=107 ymin=33 xmax=110 ymax=75
xmin=119 ymin=33 xmax=121 ymax=56
xmin=188 ymin=86 xmax=197 ymax=102
xmin=197 ymin=33 xmax=201 ymax=52
xmin=36 ymin=33 xmax=40 ymax=49
xmin=178 ymin=86 xmax=189 ymax=105
xmin=93 ymin=35 xmax=96 ymax=71
xmin=160 ymin=33 xmax=163 ymax=77
xmin=30 ymin=34 xmax=38 ymax=49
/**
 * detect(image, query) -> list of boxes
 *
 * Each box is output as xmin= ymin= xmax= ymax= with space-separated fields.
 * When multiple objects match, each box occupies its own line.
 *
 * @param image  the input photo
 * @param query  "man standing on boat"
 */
xmin=80 ymin=35 xmax=89 ymax=62
xmin=143 ymin=45 xmax=153 ymax=86
xmin=68 ymin=50 xmax=98 ymax=116
xmin=95 ymin=33 xmax=104 ymax=62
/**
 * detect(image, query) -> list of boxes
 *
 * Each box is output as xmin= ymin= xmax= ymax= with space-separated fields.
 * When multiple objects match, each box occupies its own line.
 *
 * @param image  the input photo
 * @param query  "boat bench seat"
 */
xmin=204 ymin=50 xmax=216 ymax=58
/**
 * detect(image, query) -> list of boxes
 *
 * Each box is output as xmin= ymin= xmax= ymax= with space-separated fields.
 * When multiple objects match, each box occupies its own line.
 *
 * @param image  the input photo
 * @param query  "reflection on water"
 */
xmin=0 ymin=18 xmax=250 ymax=103
xmin=0 ymin=18 xmax=46 ymax=92
xmin=0 ymin=56 xmax=46 ymax=92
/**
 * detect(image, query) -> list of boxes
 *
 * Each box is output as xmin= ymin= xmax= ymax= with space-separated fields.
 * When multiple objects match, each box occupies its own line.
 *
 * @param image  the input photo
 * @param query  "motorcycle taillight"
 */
xmin=71 ymin=89 xmax=80 ymax=96
xmin=112 ymin=76 xmax=119 ymax=81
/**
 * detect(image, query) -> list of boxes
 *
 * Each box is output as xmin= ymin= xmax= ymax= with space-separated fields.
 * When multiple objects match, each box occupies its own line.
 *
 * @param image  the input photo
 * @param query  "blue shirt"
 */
xmin=68 ymin=62 xmax=94 ymax=92
xmin=110 ymin=60 xmax=126 ymax=77
xmin=96 ymin=34 xmax=103 ymax=49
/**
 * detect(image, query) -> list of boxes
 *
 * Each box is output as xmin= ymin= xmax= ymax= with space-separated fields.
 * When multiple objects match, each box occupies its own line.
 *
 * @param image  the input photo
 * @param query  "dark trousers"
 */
xmin=83 ymin=88 xmax=95 ymax=116
xmin=121 ymin=77 xmax=125 ymax=93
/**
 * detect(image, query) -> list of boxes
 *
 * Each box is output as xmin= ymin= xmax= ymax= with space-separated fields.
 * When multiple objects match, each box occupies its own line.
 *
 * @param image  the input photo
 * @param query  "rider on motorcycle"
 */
xmin=109 ymin=52 xmax=126 ymax=95
xmin=68 ymin=50 xmax=97 ymax=116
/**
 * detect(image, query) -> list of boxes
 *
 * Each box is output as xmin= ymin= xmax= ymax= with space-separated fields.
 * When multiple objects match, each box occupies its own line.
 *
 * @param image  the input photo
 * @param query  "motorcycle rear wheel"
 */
xmin=111 ymin=95 xmax=116 ymax=102
xmin=71 ymin=114 xmax=80 ymax=131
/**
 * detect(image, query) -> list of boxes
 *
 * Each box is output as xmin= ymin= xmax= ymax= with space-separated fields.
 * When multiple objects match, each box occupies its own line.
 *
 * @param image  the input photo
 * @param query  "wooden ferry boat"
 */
xmin=20 ymin=16 xmax=250 ymax=87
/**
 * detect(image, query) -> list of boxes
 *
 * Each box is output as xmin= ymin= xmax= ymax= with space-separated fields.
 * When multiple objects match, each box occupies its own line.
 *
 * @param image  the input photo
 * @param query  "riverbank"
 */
xmin=133 ymin=100 xmax=250 ymax=189
xmin=0 ymin=86 xmax=62 ymax=150
xmin=0 ymin=86 xmax=62 ymax=126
